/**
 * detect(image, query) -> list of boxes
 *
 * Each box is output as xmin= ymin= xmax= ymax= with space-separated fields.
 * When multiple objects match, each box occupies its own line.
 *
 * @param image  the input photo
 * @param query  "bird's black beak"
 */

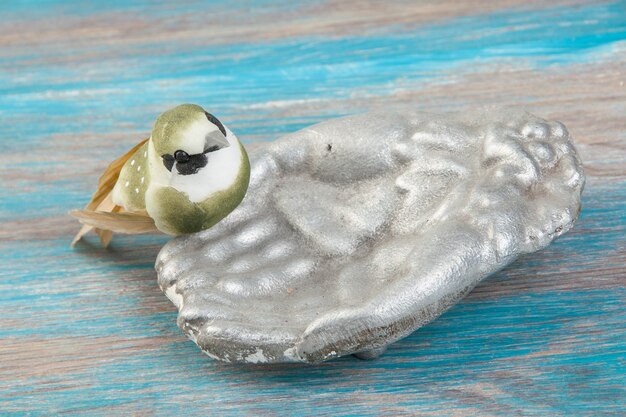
xmin=161 ymin=130 xmax=228 ymax=176
xmin=174 ymin=152 xmax=208 ymax=176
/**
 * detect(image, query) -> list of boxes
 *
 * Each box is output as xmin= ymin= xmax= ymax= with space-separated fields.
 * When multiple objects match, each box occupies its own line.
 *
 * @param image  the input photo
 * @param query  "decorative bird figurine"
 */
xmin=71 ymin=104 xmax=250 ymax=247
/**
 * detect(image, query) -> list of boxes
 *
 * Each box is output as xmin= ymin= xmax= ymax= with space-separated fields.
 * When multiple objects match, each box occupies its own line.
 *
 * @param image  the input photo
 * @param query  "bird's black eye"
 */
xmin=162 ymin=154 xmax=174 ymax=171
xmin=174 ymin=150 xmax=190 ymax=163
xmin=205 ymin=112 xmax=227 ymax=137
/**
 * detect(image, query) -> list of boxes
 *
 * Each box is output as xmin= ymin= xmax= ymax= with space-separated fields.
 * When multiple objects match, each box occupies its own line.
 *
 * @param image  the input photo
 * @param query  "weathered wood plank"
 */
xmin=0 ymin=1 xmax=624 ymax=415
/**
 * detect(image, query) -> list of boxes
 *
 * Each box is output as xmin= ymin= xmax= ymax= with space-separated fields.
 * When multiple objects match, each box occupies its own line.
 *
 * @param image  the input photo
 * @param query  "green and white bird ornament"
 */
xmin=71 ymin=104 xmax=250 ymax=247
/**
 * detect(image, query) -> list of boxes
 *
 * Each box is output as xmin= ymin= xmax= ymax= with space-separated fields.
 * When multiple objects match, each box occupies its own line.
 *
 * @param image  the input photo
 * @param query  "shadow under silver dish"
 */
xmin=155 ymin=109 xmax=584 ymax=364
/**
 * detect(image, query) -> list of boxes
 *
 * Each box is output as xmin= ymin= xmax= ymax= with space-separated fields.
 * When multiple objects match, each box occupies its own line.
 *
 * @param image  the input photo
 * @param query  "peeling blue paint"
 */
xmin=1 ymin=2 xmax=625 ymax=146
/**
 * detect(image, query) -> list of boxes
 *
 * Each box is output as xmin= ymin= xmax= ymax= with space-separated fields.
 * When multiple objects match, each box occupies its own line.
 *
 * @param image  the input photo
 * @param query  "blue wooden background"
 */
xmin=1 ymin=1 xmax=625 ymax=415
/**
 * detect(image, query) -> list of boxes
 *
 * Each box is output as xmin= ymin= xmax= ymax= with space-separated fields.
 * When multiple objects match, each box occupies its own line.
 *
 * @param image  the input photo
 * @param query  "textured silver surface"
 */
xmin=155 ymin=109 xmax=584 ymax=363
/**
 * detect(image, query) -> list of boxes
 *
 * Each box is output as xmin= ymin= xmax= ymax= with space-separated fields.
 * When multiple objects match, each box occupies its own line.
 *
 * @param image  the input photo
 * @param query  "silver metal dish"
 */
xmin=156 ymin=109 xmax=584 ymax=363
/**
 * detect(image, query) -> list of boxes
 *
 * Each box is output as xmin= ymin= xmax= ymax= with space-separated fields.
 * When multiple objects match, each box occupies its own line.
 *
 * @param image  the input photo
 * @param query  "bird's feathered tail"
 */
xmin=70 ymin=138 xmax=158 ymax=247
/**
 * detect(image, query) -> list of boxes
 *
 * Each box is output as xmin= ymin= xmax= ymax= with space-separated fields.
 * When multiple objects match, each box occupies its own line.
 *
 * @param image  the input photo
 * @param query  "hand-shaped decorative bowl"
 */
xmin=156 ymin=109 xmax=584 ymax=363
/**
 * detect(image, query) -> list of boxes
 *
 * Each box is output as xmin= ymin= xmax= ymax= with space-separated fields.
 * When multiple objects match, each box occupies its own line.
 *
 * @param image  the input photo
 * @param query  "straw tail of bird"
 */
xmin=70 ymin=104 xmax=251 ymax=247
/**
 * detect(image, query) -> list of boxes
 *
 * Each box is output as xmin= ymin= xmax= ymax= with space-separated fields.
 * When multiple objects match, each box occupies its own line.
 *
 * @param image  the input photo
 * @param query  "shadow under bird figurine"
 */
xmin=72 ymin=104 xmax=584 ymax=364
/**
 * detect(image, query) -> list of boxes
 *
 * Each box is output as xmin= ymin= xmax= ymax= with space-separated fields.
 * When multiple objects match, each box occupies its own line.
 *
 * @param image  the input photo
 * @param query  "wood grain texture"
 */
xmin=0 ymin=0 xmax=624 ymax=415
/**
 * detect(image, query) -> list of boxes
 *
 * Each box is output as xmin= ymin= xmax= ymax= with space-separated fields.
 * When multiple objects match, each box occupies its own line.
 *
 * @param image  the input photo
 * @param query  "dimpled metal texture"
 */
xmin=155 ymin=109 xmax=584 ymax=364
